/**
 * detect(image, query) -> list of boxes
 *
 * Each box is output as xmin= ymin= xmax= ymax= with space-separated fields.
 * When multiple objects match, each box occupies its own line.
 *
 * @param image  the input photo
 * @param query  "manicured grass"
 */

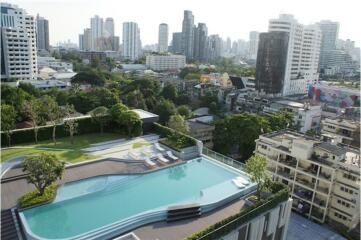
xmin=132 ymin=142 xmax=151 ymax=149
xmin=19 ymin=184 xmax=58 ymax=208
xmin=1 ymin=133 xmax=123 ymax=163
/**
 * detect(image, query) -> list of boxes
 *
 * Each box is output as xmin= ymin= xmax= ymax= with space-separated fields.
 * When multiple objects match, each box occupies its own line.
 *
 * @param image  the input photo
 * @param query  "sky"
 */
xmin=9 ymin=0 xmax=361 ymax=47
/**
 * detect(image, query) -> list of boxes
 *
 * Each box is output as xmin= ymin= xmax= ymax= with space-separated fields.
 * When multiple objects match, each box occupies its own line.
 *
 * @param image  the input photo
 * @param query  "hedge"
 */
xmin=1 ymin=116 xmax=120 ymax=147
xmin=185 ymin=183 xmax=289 ymax=240
xmin=153 ymin=122 xmax=197 ymax=151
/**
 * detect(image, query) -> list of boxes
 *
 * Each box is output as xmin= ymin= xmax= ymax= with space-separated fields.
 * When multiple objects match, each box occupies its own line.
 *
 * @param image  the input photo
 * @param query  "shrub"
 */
xmin=19 ymin=184 xmax=58 ymax=208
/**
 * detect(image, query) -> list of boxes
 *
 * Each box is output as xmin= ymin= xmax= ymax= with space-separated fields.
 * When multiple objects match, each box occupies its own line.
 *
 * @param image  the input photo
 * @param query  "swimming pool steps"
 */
xmin=166 ymin=204 xmax=202 ymax=222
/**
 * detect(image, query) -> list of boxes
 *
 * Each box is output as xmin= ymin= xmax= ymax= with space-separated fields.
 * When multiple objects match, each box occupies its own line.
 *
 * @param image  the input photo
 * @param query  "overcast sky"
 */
xmin=10 ymin=0 xmax=361 ymax=47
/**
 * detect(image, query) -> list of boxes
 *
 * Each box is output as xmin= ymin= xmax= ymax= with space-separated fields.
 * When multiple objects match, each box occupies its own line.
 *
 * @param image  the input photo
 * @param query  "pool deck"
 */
xmin=1 ymin=158 xmax=182 ymax=210
xmin=129 ymin=198 xmax=247 ymax=240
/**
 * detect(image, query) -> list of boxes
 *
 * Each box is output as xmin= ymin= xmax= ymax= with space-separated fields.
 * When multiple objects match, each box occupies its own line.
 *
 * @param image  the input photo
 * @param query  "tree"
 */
xmin=177 ymin=105 xmax=192 ymax=119
xmin=120 ymin=111 xmax=142 ymax=137
xmin=22 ymin=153 xmax=65 ymax=196
xmin=168 ymin=114 xmax=190 ymax=133
xmin=154 ymin=99 xmax=176 ymax=124
xmin=160 ymin=84 xmax=178 ymax=102
xmin=89 ymin=106 xmax=109 ymax=134
xmin=1 ymin=104 xmax=16 ymax=146
xmin=71 ymin=70 xmax=106 ymax=86
xmin=110 ymin=103 xmax=129 ymax=121
xmin=267 ymin=111 xmax=294 ymax=131
xmin=22 ymin=99 xmax=43 ymax=144
xmin=63 ymin=104 xmax=78 ymax=145
xmin=40 ymin=96 xmax=62 ymax=145
xmin=245 ymin=155 xmax=269 ymax=200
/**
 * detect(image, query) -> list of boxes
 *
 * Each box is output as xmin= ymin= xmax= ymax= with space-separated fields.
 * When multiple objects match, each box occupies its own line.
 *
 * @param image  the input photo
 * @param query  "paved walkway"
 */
xmin=0 ymin=157 xmax=25 ymax=178
xmin=287 ymin=212 xmax=346 ymax=240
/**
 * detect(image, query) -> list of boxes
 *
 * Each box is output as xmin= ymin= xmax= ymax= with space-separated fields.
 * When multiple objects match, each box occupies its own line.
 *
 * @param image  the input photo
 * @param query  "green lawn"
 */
xmin=1 ymin=133 xmax=123 ymax=163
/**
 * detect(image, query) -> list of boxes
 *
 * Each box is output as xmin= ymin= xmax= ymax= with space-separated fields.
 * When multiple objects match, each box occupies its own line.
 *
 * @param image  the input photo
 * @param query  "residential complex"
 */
xmin=321 ymin=117 xmax=360 ymax=147
xmin=122 ymin=22 xmax=141 ymax=61
xmin=255 ymin=130 xmax=360 ymax=230
xmin=145 ymin=54 xmax=185 ymax=71
xmin=256 ymin=14 xmax=321 ymax=96
xmin=0 ymin=3 xmax=37 ymax=81
xmin=248 ymin=31 xmax=259 ymax=60
xmin=158 ymin=23 xmax=168 ymax=53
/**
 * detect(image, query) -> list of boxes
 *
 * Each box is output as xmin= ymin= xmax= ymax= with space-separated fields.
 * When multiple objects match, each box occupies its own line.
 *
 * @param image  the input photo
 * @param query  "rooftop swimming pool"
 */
xmin=20 ymin=157 xmax=256 ymax=240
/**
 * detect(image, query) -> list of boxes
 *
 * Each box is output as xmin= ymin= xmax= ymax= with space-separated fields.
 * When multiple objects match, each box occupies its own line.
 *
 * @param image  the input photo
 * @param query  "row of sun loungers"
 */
xmin=128 ymin=143 xmax=179 ymax=168
xmin=231 ymin=177 xmax=250 ymax=188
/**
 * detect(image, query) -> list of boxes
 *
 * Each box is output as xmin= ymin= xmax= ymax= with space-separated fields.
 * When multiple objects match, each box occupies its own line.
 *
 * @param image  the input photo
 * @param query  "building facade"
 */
xmin=193 ymin=23 xmax=208 ymax=62
xmin=145 ymin=54 xmax=185 ymax=71
xmin=104 ymin=17 xmax=114 ymax=38
xmin=1 ymin=3 xmax=37 ymax=81
xmin=256 ymin=14 xmax=321 ymax=96
xmin=36 ymin=14 xmax=49 ymax=52
xmin=255 ymin=130 xmax=360 ymax=230
xmin=171 ymin=32 xmax=182 ymax=54
xmin=158 ymin=23 xmax=168 ymax=53
xmin=321 ymin=117 xmax=360 ymax=147
xmin=122 ymin=22 xmax=141 ymax=61
xmin=90 ymin=15 xmax=103 ymax=50
xmin=317 ymin=20 xmax=339 ymax=70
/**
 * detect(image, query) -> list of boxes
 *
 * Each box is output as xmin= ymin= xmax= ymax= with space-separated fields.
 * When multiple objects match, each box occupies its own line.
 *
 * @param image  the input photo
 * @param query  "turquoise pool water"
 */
xmin=20 ymin=157 xmax=254 ymax=239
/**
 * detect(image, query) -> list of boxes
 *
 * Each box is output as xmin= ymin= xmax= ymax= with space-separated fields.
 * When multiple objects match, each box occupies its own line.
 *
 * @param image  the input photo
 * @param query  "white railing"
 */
xmin=202 ymin=147 xmax=245 ymax=170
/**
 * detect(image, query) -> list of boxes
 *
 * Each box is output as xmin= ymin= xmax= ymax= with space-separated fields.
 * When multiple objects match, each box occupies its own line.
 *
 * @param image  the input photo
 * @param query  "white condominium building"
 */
xmin=146 ymin=54 xmax=185 ymax=71
xmin=158 ymin=23 xmax=168 ymax=53
xmin=1 ymin=3 xmax=37 ymax=81
xmin=255 ymin=130 xmax=360 ymax=230
xmin=122 ymin=22 xmax=141 ymax=61
xmin=268 ymin=14 xmax=321 ymax=96
xmin=90 ymin=15 xmax=103 ymax=50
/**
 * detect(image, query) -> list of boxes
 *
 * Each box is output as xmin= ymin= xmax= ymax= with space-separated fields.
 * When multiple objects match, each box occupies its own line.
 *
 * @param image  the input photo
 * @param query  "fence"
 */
xmin=202 ymin=147 xmax=245 ymax=170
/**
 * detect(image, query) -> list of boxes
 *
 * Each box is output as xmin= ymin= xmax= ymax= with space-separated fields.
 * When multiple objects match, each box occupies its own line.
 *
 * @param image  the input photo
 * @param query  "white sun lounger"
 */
xmin=235 ymin=177 xmax=250 ymax=185
xmin=157 ymin=153 xmax=169 ymax=164
xmin=232 ymin=179 xmax=245 ymax=188
xmin=166 ymin=151 xmax=178 ymax=161
xmin=154 ymin=143 xmax=165 ymax=152
xmin=145 ymin=157 xmax=156 ymax=168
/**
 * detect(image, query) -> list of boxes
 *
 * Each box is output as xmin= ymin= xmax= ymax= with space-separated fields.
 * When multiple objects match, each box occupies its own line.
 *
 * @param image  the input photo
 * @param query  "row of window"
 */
xmin=336 ymin=199 xmax=351 ymax=208
xmin=340 ymin=186 xmax=355 ymax=194
xmin=334 ymin=212 xmax=348 ymax=221
xmin=343 ymin=173 xmax=357 ymax=181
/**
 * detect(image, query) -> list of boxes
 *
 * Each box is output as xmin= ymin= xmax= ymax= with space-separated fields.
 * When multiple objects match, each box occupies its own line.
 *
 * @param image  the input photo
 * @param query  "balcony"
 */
xmin=311 ymin=154 xmax=333 ymax=166
xmin=311 ymin=209 xmax=324 ymax=221
xmin=316 ymin=185 xmax=329 ymax=195
xmin=279 ymin=157 xmax=297 ymax=168
xmin=313 ymin=197 xmax=326 ymax=208
xmin=278 ymin=169 xmax=294 ymax=180
xmin=296 ymin=177 xmax=315 ymax=189
xmin=294 ymin=188 xmax=313 ymax=201
xmin=298 ymin=165 xmax=318 ymax=177
xmin=319 ymin=171 xmax=332 ymax=181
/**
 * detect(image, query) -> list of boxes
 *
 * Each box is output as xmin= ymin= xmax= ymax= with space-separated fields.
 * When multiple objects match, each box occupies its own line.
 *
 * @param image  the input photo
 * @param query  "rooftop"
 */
xmin=315 ymin=142 xmax=347 ymax=156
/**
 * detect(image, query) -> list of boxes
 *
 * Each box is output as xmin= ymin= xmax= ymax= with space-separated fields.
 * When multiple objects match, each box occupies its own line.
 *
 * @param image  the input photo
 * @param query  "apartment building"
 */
xmin=145 ymin=54 xmax=185 ymax=71
xmin=0 ymin=3 xmax=37 ymax=81
xmin=255 ymin=130 xmax=360 ymax=230
xmin=321 ymin=117 xmax=360 ymax=147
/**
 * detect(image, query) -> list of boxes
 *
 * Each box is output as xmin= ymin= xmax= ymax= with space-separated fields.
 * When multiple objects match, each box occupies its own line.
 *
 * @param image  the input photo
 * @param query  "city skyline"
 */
xmin=9 ymin=0 xmax=361 ymax=46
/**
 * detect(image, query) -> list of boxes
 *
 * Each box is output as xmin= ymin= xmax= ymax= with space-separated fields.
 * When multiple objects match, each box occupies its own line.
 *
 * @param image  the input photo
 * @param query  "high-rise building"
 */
xmin=193 ymin=23 xmax=208 ymax=62
xmin=1 ymin=3 xmax=37 ymax=81
xmin=181 ymin=10 xmax=194 ymax=59
xmin=317 ymin=20 xmax=339 ymax=69
xmin=206 ymin=34 xmax=222 ymax=61
xmin=79 ymin=28 xmax=92 ymax=51
xmin=90 ymin=15 xmax=103 ymax=50
xmin=248 ymin=31 xmax=259 ymax=60
xmin=104 ymin=17 xmax=114 ymax=38
xmin=256 ymin=14 xmax=321 ymax=96
xmin=36 ymin=14 xmax=49 ymax=52
xmin=158 ymin=23 xmax=168 ymax=53
xmin=171 ymin=32 xmax=182 ymax=54
xmin=255 ymin=32 xmax=290 ymax=94
xmin=122 ymin=22 xmax=141 ymax=61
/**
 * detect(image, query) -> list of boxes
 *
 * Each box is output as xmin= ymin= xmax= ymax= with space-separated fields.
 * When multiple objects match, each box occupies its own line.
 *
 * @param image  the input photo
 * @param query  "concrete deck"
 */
xmin=130 ymin=198 xmax=247 ymax=240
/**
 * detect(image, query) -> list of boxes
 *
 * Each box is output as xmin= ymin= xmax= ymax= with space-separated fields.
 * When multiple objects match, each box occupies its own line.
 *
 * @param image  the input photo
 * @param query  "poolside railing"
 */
xmin=202 ymin=147 xmax=245 ymax=170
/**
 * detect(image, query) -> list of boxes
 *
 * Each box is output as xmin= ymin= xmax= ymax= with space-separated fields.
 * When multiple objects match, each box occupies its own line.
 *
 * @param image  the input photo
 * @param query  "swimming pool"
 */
xmin=20 ymin=157 xmax=256 ymax=240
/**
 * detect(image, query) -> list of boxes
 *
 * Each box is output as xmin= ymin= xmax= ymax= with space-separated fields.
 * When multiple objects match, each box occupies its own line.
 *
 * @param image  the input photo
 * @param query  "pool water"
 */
xmin=20 ymin=157 xmax=253 ymax=239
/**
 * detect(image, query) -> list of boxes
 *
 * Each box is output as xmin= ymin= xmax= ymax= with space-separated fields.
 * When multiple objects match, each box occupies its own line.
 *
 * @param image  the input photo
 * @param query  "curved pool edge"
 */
xmin=19 ymin=157 xmax=257 ymax=240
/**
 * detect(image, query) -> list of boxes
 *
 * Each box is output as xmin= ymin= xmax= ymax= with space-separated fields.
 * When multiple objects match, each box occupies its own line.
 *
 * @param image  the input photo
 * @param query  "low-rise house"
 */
xmin=187 ymin=115 xmax=215 ymax=148
xmin=321 ymin=117 xmax=360 ymax=147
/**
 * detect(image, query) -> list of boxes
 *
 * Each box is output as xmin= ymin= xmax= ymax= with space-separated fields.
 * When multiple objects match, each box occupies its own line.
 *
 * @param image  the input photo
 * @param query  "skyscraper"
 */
xmin=104 ymin=17 xmax=114 ymax=38
xmin=256 ymin=14 xmax=321 ymax=96
xmin=181 ymin=10 xmax=194 ymax=59
xmin=79 ymin=28 xmax=92 ymax=51
xmin=36 ymin=14 xmax=50 ymax=52
xmin=171 ymin=32 xmax=182 ymax=54
xmin=1 ymin=3 xmax=37 ymax=81
xmin=158 ymin=23 xmax=168 ymax=53
xmin=193 ymin=23 xmax=208 ymax=61
xmin=122 ymin=22 xmax=141 ymax=61
xmin=206 ymin=34 xmax=222 ymax=61
xmin=317 ymin=20 xmax=339 ymax=69
xmin=90 ymin=15 xmax=103 ymax=50
xmin=248 ymin=31 xmax=259 ymax=60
